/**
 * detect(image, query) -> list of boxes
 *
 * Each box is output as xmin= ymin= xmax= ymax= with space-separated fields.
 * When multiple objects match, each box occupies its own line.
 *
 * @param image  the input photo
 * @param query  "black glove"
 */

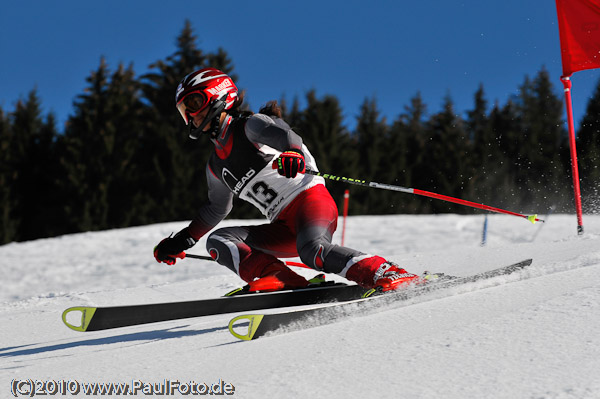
xmin=154 ymin=227 xmax=198 ymax=265
xmin=273 ymin=150 xmax=306 ymax=178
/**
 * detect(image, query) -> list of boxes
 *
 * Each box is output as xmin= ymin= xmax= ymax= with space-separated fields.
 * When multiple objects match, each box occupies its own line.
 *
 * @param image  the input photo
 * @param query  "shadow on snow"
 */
xmin=0 ymin=325 xmax=229 ymax=358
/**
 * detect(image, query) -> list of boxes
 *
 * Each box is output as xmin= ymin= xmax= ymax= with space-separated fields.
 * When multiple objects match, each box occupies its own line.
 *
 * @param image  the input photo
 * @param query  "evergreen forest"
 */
xmin=2 ymin=21 xmax=600 ymax=245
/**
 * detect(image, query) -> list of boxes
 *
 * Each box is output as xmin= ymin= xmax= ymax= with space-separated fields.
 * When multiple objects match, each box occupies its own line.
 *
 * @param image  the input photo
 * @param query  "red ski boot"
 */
xmin=245 ymin=261 xmax=309 ymax=293
xmin=346 ymin=255 xmax=422 ymax=292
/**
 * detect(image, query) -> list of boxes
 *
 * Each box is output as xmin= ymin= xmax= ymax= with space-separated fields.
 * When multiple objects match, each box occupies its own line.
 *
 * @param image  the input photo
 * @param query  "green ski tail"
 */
xmin=228 ymin=314 xmax=265 ymax=341
xmin=62 ymin=307 xmax=97 ymax=332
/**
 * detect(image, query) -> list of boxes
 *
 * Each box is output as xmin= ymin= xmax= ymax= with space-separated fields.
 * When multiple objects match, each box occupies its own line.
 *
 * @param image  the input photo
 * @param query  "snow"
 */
xmin=2 ymin=214 xmax=600 ymax=398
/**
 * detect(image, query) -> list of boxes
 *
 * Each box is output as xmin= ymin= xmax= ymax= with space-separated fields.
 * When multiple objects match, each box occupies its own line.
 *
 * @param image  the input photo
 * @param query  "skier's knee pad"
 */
xmin=297 ymin=236 xmax=329 ymax=270
xmin=297 ymin=228 xmax=363 ymax=274
xmin=206 ymin=227 xmax=249 ymax=275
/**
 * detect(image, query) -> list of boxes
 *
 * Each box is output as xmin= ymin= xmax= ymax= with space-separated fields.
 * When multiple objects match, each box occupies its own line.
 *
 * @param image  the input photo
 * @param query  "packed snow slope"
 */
xmin=1 ymin=214 xmax=600 ymax=399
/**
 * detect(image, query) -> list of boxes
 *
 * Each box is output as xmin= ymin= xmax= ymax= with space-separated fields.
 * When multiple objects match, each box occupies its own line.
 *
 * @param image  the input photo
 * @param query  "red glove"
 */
xmin=273 ymin=150 xmax=306 ymax=178
xmin=153 ymin=228 xmax=197 ymax=265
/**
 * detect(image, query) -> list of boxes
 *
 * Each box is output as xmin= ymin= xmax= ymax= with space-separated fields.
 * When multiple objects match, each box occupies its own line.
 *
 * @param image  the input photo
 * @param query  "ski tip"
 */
xmin=513 ymin=258 xmax=533 ymax=269
xmin=62 ymin=306 xmax=97 ymax=332
xmin=228 ymin=314 xmax=264 ymax=341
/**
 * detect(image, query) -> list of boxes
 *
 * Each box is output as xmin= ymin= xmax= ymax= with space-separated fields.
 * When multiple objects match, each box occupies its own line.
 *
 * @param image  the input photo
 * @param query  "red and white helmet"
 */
xmin=175 ymin=68 xmax=238 ymax=126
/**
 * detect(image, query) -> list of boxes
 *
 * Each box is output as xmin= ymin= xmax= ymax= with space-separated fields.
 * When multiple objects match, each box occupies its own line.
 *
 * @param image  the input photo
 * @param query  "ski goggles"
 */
xmin=177 ymin=93 xmax=208 ymax=124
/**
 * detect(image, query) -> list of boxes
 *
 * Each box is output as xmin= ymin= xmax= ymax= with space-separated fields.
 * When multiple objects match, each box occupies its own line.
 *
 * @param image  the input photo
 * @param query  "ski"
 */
xmin=61 ymin=282 xmax=368 ymax=332
xmin=228 ymin=258 xmax=533 ymax=341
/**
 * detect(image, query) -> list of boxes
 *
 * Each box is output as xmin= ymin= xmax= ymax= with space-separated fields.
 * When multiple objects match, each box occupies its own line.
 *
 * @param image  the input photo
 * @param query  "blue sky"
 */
xmin=1 ymin=0 xmax=599 ymax=132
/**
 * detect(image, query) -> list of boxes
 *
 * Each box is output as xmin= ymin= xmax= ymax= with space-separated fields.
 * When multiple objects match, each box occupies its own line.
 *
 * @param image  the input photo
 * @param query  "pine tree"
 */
xmin=0 ymin=106 xmax=17 ymax=244
xmin=291 ymin=90 xmax=356 ymax=212
xmin=60 ymin=59 xmax=147 ymax=232
xmin=488 ymin=100 xmax=523 ymax=209
xmin=467 ymin=85 xmax=490 ymax=164
xmin=514 ymin=68 xmax=569 ymax=211
xmin=391 ymin=93 xmax=431 ymax=213
xmin=352 ymin=97 xmax=391 ymax=213
xmin=387 ymin=113 xmax=411 ymax=214
xmin=4 ymin=91 xmax=61 ymax=241
xmin=466 ymin=85 xmax=500 ymax=205
xmin=424 ymin=94 xmax=472 ymax=213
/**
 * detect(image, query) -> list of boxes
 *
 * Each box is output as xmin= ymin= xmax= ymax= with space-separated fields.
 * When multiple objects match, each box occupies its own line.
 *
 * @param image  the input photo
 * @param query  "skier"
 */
xmin=153 ymin=67 xmax=422 ymax=293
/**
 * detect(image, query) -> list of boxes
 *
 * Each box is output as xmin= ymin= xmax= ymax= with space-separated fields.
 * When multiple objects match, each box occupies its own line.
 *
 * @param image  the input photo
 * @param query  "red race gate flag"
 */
xmin=556 ymin=0 xmax=600 ymax=76
xmin=555 ymin=0 xmax=600 ymax=235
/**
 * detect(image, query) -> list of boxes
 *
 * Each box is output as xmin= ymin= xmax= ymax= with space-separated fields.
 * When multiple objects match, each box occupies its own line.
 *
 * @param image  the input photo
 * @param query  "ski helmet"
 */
xmin=175 ymin=68 xmax=239 ymax=139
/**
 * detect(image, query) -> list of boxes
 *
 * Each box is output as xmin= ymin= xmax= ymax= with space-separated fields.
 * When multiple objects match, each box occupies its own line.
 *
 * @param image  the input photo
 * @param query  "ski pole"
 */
xmin=305 ymin=169 xmax=544 ymax=224
xmin=184 ymin=253 xmax=311 ymax=269
xmin=184 ymin=253 xmax=214 ymax=261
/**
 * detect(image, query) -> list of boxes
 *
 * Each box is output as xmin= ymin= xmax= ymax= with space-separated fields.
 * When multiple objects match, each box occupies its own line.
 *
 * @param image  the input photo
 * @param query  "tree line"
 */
xmin=2 ymin=21 xmax=600 ymax=244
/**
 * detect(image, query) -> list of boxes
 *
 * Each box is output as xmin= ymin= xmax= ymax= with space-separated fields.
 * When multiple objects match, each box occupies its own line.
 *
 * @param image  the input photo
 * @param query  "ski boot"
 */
xmin=346 ymin=255 xmax=422 ymax=296
xmin=226 ymin=261 xmax=309 ymax=296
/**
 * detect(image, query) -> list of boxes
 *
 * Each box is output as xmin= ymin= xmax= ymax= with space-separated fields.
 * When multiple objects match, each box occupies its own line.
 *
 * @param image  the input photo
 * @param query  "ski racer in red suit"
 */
xmin=154 ymin=68 xmax=421 ymax=293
